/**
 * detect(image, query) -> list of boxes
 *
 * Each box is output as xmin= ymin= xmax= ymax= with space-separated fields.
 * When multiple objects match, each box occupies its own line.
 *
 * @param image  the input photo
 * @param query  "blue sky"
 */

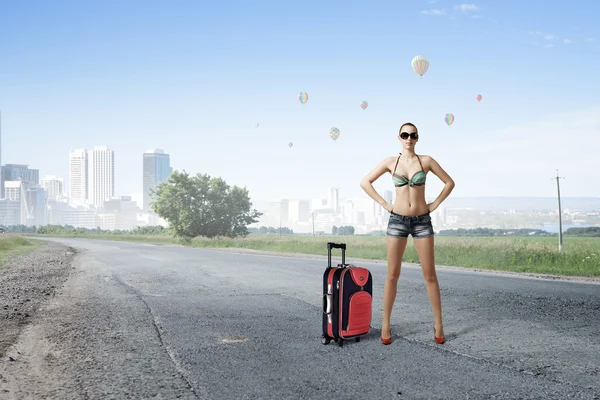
xmin=1 ymin=0 xmax=600 ymax=208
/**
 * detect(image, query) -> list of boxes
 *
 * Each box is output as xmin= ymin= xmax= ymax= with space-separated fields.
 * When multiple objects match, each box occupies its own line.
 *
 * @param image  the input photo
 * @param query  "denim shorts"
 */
xmin=386 ymin=211 xmax=435 ymax=239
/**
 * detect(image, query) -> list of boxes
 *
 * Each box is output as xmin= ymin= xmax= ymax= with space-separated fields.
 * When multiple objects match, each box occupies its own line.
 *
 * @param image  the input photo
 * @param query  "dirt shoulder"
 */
xmin=0 ymin=241 xmax=78 ymax=359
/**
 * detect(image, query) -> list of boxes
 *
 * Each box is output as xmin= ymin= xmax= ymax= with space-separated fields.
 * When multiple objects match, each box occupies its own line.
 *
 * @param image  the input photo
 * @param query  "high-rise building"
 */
xmin=88 ymin=146 xmax=115 ymax=208
xmin=1 ymin=164 xmax=39 ymax=196
xmin=4 ymin=180 xmax=23 ymax=201
xmin=143 ymin=149 xmax=172 ymax=212
xmin=68 ymin=149 xmax=88 ymax=205
xmin=25 ymin=186 xmax=47 ymax=227
xmin=41 ymin=175 xmax=65 ymax=202
xmin=267 ymin=198 xmax=289 ymax=228
xmin=327 ymin=187 xmax=340 ymax=215
xmin=288 ymin=199 xmax=311 ymax=225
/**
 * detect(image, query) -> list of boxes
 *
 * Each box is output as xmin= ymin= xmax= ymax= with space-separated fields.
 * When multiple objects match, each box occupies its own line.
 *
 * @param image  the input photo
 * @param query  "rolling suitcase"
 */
xmin=322 ymin=242 xmax=373 ymax=347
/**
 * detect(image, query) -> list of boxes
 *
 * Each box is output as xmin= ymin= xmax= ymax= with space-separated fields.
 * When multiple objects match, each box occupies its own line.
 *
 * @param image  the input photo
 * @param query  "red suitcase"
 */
xmin=322 ymin=242 xmax=373 ymax=347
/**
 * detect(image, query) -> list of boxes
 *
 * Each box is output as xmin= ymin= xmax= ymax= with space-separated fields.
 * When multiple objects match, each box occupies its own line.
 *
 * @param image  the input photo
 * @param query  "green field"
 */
xmin=31 ymin=233 xmax=600 ymax=277
xmin=0 ymin=234 xmax=43 ymax=267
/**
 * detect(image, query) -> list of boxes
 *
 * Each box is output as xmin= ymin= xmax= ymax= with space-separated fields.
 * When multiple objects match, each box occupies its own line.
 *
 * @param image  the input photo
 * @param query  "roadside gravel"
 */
xmin=0 ymin=241 xmax=77 ymax=359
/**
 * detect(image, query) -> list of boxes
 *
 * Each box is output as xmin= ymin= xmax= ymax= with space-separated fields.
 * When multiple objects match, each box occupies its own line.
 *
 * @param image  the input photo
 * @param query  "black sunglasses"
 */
xmin=399 ymin=132 xmax=419 ymax=140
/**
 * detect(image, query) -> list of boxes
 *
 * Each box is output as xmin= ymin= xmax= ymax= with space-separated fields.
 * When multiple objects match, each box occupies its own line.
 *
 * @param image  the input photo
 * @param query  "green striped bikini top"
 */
xmin=391 ymin=153 xmax=426 ymax=188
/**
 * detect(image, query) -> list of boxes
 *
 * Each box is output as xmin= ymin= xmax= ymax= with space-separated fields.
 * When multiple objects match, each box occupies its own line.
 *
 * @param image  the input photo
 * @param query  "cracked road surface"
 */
xmin=1 ymin=238 xmax=599 ymax=399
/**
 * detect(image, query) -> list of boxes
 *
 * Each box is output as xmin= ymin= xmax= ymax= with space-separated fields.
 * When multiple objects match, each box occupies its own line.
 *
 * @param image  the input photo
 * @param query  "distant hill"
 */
xmin=434 ymin=197 xmax=600 ymax=211
xmin=251 ymin=197 xmax=600 ymax=212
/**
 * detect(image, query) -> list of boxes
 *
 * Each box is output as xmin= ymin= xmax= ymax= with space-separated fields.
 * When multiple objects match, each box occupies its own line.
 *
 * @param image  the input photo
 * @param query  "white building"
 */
xmin=327 ymin=187 xmax=340 ymax=215
xmin=47 ymin=202 xmax=98 ymax=229
xmin=288 ymin=199 xmax=310 ymax=225
xmin=96 ymin=213 xmax=117 ymax=231
xmin=88 ymin=146 xmax=115 ymax=207
xmin=4 ymin=181 xmax=27 ymax=225
xmin=266 ymin=198 xmax=289 ymax=228
xmin=41 ymin=175 xmax=65 ymax=203
xmin=137 ymin=212 xmax=168 ymax=228
xmin=311 ymin=197 xmax=328 ymax=212
xmin=342 ymin=197 xmax=373 ymax=224
xmin=353 ymin=210 xmax=366 ymax=226
xmin=68 ymin=148 xmax=88 ymax=205
xmin=430 ymin=205 xmax=447 ymax=231
xmin=101 ymin=196 xmax=139 ymax=230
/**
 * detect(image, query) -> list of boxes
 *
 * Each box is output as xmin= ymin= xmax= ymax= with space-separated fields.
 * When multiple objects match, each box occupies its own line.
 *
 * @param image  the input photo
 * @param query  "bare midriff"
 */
xmin=391 ymin=185 xmax=429 ymax=216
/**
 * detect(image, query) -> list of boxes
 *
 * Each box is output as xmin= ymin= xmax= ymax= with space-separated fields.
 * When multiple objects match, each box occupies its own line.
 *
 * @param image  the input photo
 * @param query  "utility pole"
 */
xmin=551 ymin=170 xmax=565 ymax=252
xmin=0 ymin=110 xmax=3 ymax=196
xmin=279 ymin=208 xmax=281 ymax=237
xmin=312 ymin=211 xmax=315 ymax=236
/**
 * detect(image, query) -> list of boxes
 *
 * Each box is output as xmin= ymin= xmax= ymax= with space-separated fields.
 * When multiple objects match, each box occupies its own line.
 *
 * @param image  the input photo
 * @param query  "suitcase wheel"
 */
xmin=338 ymin=339 xmax=344 ymax=347
xmin=321 ymin=336 xmax=331 ymax=345
xmin=355 ymin=337 xmax=360 ymax=343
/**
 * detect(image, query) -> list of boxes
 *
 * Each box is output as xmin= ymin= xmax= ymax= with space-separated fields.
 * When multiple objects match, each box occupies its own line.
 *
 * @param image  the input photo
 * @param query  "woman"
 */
xmin=359 ymin=122 xmax=455 ymax=345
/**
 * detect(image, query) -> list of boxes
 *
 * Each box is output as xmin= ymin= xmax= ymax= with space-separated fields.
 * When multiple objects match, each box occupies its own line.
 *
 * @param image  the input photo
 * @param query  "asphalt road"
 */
xmin=3 ymin=238 xmax=600 ymax=399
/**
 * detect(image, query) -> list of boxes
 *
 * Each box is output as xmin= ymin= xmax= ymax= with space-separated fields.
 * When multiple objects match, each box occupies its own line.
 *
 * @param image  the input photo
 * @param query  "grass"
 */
xmin=0 ymin=234 xmax=44 ymax=267
xmin=31 ymin=232 xmax=600 ymax=277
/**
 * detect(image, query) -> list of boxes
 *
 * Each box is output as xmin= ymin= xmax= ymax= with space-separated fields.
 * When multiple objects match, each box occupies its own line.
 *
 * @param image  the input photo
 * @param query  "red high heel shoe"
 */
xmin=433 ymin=324 xmax=445 ymax=344
xmin=381 ymin=328 xmax=392 ymax=345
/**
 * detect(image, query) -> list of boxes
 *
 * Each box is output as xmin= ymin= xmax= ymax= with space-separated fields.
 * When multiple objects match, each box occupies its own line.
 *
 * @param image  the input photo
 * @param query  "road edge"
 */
xmin=28 ymin=236 xmax=600 ymax=285
xmin=206 ymin=247 xmax=600 ymax=285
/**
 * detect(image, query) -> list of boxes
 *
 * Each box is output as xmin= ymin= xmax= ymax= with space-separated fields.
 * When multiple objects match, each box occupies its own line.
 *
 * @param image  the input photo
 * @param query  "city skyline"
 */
xmin=251 ymin=186 xmax=599 ymax=235
xmin=3 ymin=144 xmax=600 ymax=209
xmin=0 ymin=144 xmax=170 ymax=214
xmin=2 ymin=137 xmax=599 ymax=209
xmin=1 ymin=141 xmax=598 ymax=233
xmin=1 ymin=1 xmax=600 ymax=204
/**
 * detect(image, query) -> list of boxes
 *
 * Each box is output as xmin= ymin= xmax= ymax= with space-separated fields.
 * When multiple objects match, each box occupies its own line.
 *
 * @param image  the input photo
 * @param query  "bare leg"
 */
xmin=413 ymin=235 xmax=444 ymax=338
xmin=382 ymin=236 xmax=408 ymax=339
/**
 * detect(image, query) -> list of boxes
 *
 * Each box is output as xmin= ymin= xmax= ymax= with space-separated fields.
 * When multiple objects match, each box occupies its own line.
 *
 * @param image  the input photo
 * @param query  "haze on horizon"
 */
xmin=1 ymin=0 xmax=600 ymax=209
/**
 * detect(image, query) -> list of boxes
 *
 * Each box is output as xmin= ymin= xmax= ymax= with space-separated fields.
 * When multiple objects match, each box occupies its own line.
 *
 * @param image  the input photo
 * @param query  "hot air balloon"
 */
xmin=288 ymin=142 xmax=293 ymax=147
xmin=360 ymin=101 xmax=368 ymax=110
xmin=444 ymin=113 xmax=455 ymax=126
xmin=329 ymin=127 xmax=340 ymax=141
xmin=298 ymin=92 xmax=308 ymax=104
xmin=255 ymin=122 xmax=260 ymax=128
xmin=411 ymin=55 xmax=430 ymax=79
xmin=476 ymin=94 xmax=482 ymax=102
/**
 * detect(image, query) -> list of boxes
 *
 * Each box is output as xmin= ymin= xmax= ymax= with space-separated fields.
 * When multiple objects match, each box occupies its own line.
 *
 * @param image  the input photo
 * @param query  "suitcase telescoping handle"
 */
xmin=327 ymin=242 xmax=346 ymax=268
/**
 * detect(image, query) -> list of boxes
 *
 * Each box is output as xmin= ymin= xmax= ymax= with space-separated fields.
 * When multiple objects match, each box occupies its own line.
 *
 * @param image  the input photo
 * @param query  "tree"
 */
xmin=332 ymin=225 xmax=355 ymax=235
xmin=150 ymin=170 xmax=262 ymax=239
